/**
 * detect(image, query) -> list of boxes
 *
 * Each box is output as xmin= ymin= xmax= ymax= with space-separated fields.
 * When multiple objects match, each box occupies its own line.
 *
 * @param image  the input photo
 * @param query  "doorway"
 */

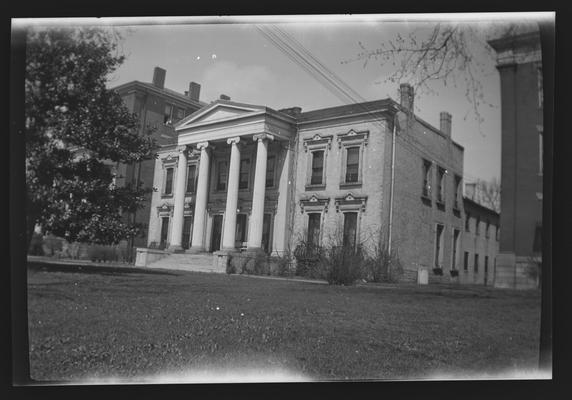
xmin=262 ymin=213 xmax=272 ymax=254
xmin=182 ymin=216 xmax=193 ymax=250
xmin=211 ymin=214 xmax=223 ymax=252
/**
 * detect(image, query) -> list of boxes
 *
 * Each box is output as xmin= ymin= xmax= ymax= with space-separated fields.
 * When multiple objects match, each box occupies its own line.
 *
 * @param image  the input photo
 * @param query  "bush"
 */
xmin=42 ymin=234 xmax=63 ymax=256
xmin=320 ymin=245 xmax=364 ymax=285
xmin=364 ymin=242 xmax=403 ymax=283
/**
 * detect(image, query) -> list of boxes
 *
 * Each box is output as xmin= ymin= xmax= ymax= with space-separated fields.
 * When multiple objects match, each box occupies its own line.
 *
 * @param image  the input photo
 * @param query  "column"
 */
xmin=248 ymin=134 xmax=273 ymax=250
xmin=189 ymin=142 xmax=211 ymax=252
xmin=168 ymin=145 xmax=188 ymax=252
xmin=221 ymin=137 xmax=241 ymax=251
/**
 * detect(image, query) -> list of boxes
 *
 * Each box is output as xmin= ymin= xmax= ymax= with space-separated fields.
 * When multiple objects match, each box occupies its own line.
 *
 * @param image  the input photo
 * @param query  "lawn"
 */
xmin=26 ymin=261 xmax=542 ymax=383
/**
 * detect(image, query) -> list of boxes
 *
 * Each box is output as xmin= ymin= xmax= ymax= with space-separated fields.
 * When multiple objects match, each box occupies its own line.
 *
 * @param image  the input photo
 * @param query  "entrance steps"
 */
xmin=145 ymin=252 xmax=225 ymax=274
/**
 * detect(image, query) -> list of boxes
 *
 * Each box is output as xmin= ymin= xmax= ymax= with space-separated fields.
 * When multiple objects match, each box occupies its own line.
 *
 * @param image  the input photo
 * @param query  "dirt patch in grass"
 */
xmin=26 ymin=261 xmax=542 ymax=382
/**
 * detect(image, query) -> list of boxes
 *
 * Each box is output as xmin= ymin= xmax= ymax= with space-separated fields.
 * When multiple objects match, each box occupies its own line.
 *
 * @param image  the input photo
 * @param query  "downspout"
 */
xmin=388 ymin=111 xmax=398 ymax=255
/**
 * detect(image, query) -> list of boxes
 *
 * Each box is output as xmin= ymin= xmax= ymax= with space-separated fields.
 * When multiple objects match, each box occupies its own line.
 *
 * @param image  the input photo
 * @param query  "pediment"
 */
xmin=175 ymin=102 xmax=265 ymax=130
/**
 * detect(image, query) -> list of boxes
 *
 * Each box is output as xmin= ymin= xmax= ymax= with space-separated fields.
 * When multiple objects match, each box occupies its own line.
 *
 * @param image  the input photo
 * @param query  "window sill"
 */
xmin=306 ymin=184 xmax=326 ymax=191
xmin=421 ymin=195 xmax=432 ymax=206
xmin=339 ymin=182 xmax=362 ymax=189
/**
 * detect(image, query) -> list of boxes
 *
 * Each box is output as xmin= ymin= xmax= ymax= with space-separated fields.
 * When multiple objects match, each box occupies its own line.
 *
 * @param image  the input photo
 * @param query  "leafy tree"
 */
xmin=25 ymin=27 xmax=155 ymax=249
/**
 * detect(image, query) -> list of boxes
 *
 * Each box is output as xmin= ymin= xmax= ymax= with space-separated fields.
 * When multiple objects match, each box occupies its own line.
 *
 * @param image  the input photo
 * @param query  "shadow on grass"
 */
xmin=27 ymin=261 xmax=178 ymax=277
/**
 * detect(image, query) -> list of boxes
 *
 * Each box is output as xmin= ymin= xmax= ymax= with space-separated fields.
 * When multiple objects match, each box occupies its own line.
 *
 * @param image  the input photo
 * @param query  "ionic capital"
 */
xmin=227 ymin=136 xmax=241 ymax=145
xmin=196 ymin=142 xmax=211 ymax=151
xmin=253 ymin=133 xmax=275 ymax=143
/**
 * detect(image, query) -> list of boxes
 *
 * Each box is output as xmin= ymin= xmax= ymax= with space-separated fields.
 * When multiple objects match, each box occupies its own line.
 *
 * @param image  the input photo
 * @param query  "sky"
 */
xmin=24 ymin=13 xmax=549 ymax=183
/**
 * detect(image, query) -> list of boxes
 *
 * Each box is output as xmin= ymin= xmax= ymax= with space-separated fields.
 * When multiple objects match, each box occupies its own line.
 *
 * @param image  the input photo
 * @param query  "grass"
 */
xmin=26 ymin=261 xmax=542 ymax=382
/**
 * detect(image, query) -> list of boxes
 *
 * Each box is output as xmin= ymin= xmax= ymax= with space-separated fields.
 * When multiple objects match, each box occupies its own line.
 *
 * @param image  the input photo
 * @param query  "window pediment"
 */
xmin=157 ymin=203 xmax=173 ymax=217
xmin=303 ymin=133 xmax=333 ymax=152
xmin=334 ymin=192 xmax=367 ymax=212
xmin=337 ymin=129 xmax=369 ymax=148
xmin=300 ymin=194 xmax=330 ymax=213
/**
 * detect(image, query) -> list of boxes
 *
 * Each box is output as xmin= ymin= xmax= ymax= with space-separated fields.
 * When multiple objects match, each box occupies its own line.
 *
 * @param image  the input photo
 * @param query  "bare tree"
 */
xmin=476 ymin=177 xmax=501 ymax=213
xmin=343 ymin=20 xmax=540 ymax=131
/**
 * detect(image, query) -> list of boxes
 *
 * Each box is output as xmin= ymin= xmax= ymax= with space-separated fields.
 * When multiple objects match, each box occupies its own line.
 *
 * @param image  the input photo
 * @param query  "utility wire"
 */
xmin=256 ymin=24 xmax=480 ymax=183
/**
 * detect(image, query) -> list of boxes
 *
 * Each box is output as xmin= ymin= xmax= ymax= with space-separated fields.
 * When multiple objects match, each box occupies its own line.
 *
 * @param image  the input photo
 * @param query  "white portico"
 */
xmin=156 ymin=100 xmax=297 ymax=255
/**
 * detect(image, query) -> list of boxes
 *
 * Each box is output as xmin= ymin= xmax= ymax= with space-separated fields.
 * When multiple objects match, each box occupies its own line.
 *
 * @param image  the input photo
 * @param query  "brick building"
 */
xmin=111 ymin=67 xmax=205 ymax=248
xmin=460 ymin=196 xmax=500 ymax=286
xmin=488 ymin=27 xmax=543 ymax=289
xmin=142 ymin=84 xmax=469 ymax=283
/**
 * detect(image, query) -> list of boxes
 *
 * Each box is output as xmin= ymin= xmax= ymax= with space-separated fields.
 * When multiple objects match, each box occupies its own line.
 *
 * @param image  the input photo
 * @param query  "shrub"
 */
xmin=320 ymin=245 xmax=365 ymax=285
xmin=364 ymin=241 xmax=403 ymax=283
xmin=293 ymin=242 xmax=323 ymax=278
xmin=42 ymin=234 xmax=63 ymax=256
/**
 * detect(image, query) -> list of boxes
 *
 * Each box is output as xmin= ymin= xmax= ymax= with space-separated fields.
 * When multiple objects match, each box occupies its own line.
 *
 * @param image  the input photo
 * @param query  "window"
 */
xmin=310 ymin=150 xmax=325 ymax=185
xmin=345 ymin=147 xmax=360 ymax=183
xmin=186 ymin=164 xmax=196 ymax=193
xmin=176 ymin=108 xmax=185 ymax=120
xmin=434 ymin=224 xmax=444 ymax=268
xmin=485 ymin=220 xmax=490 ymax=238
xmin=164 ymin=167 xmax=174 ymax=195
xmin=474 ymin=254 xmax=479 ymax=273
xmin=452 ymin=229 xmax=460 ymax=270
xmin=239 ymin=159 xmax=250 ymax=190
xmin=343 ymin=212 xmax=358 ymax=249
xmin=496 ymin=226 xmax=500 ymax=241
xmin=164 ymin=103 xmax=174 ymax=124
xmin=539 ymin=131 xmax=543 ymax=175
xmin=463 ymin=251 xmax=469 ymax=271
xmin=437 ymin=166 xmax=446 ymax=204
xmin=422 ymin=159 xmax=432 ymax=198
xmin=217 ymin=161 xmax=228 ymax=191
xmin=307 ymin=213 xmax=321 ymax=248
xmin=266 ymin=155 xmax=276 ymax=188
xmin=484 ymin=256 xmax=489 ymax=272
xmin=475 ymin=216 xmax=480 ymax=235
xmin=465 ymin=213 xmax=470 ymax=232
xmin=454 ymin=175 xmax=462 ymax=209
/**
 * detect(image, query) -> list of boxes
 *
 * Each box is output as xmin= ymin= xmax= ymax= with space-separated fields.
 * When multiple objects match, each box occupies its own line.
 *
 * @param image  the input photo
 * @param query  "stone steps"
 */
xmin=146 ymin=253 xmax=225 ymax=274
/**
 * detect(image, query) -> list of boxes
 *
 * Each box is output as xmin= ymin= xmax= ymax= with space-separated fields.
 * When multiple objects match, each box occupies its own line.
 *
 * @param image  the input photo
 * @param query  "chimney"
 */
xmin=219 ymin=94 xmax=231 ymax=101
xmin=152 ymin=67 xmax=166 ymax=89
xmin=189 ymin=82 xmax=201 ymax=101
xmin=278 ymin=106 xmax=302 ymax=117
xmin=399 ymin=83 xmax=414 ymax=111
xmin=440 ymin=111 xmax=452 ymax=136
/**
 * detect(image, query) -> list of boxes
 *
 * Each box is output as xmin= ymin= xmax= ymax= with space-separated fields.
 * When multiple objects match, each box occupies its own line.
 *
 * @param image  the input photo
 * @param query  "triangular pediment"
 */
xmin=175 ymin=101 xmax=266 ymax=130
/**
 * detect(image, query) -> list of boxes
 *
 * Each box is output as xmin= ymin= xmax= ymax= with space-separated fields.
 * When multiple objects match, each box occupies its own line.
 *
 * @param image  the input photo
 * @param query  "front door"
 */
xmin=182 ymin=216 xmax=193 ymax=250
xmin=211 ymin=214 xmax=223 ymax=252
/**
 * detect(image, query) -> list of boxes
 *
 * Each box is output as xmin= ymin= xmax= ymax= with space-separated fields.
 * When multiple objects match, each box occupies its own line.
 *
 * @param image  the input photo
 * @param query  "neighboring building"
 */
xmin=488 ymin=27 xmax=543 ymax=289
xmin=144 ymin=84 xmax=468 ymax=283
xmin=111 ymin=66 xmax=206 ymax=248
xmin=461 ymin=196 xmax=500 ymax=286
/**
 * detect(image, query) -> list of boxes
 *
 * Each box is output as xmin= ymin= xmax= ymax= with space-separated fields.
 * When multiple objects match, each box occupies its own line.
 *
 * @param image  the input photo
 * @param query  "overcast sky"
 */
xmin=20 ymin=13 xmax=551 ymax=183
